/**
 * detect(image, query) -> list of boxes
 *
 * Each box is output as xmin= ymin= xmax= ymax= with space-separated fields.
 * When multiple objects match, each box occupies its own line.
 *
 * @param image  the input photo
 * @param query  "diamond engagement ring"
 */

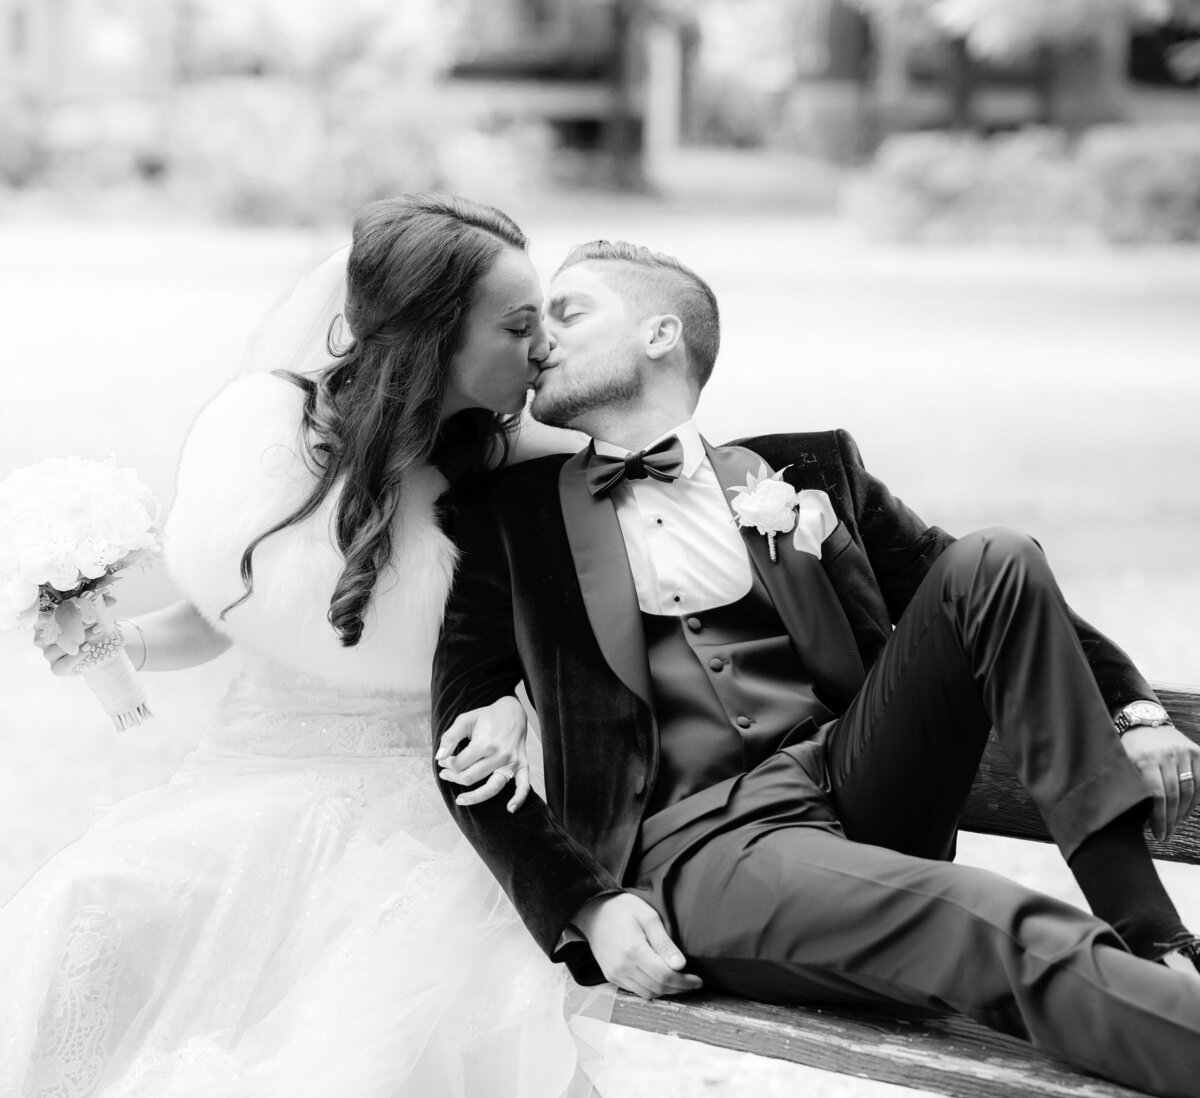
xmin=494 ymin=768 xmax=516 ymax=784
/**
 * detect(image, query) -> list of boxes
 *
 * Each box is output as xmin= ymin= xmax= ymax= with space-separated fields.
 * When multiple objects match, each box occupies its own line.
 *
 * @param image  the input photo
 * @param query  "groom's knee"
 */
xmin=940 ymin=527 xmax=1052 ymax=594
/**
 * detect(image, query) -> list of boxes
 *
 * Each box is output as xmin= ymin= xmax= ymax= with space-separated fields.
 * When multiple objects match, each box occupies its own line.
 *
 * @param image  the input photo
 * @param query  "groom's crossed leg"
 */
xmin=659 ymin=822 xmax=1200 ymax=1098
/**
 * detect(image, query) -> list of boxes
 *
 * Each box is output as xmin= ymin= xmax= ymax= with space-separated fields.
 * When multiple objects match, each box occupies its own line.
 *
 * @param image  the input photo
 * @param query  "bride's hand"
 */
xmin=34 ymin=621 xmax=114 ymax=676
xmin=436 ymin=696 xmax=531 ymax=813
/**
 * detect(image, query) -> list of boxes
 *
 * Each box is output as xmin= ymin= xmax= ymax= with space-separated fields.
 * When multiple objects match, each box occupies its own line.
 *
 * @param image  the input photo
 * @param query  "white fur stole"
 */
xmin=165 ymin=374 xmax=458 ymax=693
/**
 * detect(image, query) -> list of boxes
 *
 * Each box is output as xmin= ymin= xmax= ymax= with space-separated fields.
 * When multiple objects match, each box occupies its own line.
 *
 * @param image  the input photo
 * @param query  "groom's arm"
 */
xmin=432 ymin=486 xmax=623 ymax=968
xmin=834 ymin=429 xmax=1156 ymax=712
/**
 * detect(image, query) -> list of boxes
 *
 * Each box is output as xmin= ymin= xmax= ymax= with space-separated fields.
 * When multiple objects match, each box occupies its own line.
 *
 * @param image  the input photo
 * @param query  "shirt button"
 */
xmin=655 ymin=517 xmax=664 ymax=526
xmin=672 ymin=594 xmax=681 ymax=604
xmin=686 ymin=617 xmax=702 ymax=633
xmin=709 ymin=658 xmax=725 ymax=672
xmin=736 ymin=715 xmax=752 ymax=729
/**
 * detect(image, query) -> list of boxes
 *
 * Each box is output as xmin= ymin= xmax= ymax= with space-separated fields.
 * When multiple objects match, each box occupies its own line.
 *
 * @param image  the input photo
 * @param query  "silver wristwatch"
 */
xmin=1113 ymin=700 xmax=1171 ymax=735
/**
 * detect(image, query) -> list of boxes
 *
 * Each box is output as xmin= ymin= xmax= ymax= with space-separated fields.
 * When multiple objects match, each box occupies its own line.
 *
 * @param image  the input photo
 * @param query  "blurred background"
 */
xmin=2 ymin=2 xmax=1199 ymax=1096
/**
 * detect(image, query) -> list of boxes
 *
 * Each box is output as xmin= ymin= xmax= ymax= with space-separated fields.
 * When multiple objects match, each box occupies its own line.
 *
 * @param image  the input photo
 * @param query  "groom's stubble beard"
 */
xmin=530 ymin=359 xmax=644 ymax=431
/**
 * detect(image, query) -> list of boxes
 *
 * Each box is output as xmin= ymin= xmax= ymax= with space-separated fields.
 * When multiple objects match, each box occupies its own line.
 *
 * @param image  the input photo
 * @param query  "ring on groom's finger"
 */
xmin=494 ymin=768 xmax=516 ymax=784
xmin=1180 ymin=771 xmax=1194 ymax=783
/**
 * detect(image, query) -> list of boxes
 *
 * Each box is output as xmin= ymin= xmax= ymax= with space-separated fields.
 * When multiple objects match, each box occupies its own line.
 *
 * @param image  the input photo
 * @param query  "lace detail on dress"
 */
xmin=108 ymin=1037 xmax=246 ymax=1098
xmin=24 ymin=907 xmax=124 ymax=1098
xmin=316 ymin=714 xmax=428 ymax=756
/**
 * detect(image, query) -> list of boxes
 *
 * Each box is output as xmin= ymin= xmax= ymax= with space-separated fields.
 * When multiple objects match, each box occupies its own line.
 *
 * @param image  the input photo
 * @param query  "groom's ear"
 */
xmin=643 ymin=314 xmax=683 ymax=360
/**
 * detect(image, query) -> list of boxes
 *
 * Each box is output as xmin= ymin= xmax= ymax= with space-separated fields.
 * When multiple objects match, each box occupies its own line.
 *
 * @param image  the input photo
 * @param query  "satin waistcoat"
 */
xmin=641 ymin=565 xmax=834 ymax=819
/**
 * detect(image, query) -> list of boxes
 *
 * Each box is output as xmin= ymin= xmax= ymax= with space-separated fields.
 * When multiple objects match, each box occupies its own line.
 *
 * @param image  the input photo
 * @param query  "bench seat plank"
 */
xmin=612 ymin=991 xmax=1147 ymax=1097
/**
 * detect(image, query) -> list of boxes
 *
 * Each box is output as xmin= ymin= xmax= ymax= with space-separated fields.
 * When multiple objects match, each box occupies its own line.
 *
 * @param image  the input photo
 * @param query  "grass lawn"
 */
xmin=1 ymin=205 xmax=1198 ymax=1097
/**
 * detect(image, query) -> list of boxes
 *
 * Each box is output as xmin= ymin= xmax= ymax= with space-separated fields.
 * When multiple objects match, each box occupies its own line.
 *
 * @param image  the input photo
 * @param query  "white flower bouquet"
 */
xmin=0 ymin=456 xmax=162 ymax=729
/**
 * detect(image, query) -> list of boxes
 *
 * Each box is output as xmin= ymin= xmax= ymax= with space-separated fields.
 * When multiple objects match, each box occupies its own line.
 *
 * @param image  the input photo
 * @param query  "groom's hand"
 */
xmin=1120 ymin=724 xmax=1200 ymax=841
xmin=573 ymin=893 xmax=703 ymax=999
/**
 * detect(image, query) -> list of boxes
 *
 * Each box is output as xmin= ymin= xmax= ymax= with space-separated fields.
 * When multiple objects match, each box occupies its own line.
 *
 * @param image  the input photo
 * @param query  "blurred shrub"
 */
xmin=165 ymin=77 xmax=427 ymax=224
xmin=0 ymin=95 xmax=49 ymax=187
xmin=694 ymin=77 xmax=874 ymax=164
xmin=693 ymin=76 xmax=778 ymax=148
xmin=162 ymin=75 xmax=556 ymax=224
xmin=848 ymin=124 xmax=1200 ymax=243
xmin=1079 ymin=124 xmax=1200 ymax=243
xmin=776 ymin=84 xmax=876 ymax=164
xmin=845 ymin=129 xmax=1084 ymax=242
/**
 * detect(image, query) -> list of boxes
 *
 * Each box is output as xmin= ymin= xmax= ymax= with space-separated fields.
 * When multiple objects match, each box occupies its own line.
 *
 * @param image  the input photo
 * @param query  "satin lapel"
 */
xmin=705 ymin=440 xmax=866 ymax=707
xmin=558 ymin=446 xmax=654 ymax=709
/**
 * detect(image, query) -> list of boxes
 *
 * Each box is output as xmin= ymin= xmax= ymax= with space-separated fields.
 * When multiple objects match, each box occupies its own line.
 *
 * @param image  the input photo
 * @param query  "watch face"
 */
xmin=1126 ymin=701 xmax=1167 ymax=722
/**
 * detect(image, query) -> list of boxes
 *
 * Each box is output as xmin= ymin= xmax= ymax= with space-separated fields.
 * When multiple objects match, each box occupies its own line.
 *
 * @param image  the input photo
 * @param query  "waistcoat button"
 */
xmin=736 ymin=715 xmax=752 ymax=729
xmin=709 ymin=657 xmax=725 ymax=672
xmin=686 ymin=617 xmax=702 ymax=632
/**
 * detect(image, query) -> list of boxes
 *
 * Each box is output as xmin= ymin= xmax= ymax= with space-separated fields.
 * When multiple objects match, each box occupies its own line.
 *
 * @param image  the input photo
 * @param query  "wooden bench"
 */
xmin=612 ymin=684 xmax=1200 ymax=1098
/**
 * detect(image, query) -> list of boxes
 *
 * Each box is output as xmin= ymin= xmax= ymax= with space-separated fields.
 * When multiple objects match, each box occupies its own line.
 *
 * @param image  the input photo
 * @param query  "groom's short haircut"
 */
xmin=556 ymin=240 xmax=721 ymax=391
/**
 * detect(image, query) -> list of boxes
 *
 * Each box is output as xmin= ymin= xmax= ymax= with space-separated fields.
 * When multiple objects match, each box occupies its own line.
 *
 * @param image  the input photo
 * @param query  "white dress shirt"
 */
xmin=593 ymin=421 xmax=753 ymax=616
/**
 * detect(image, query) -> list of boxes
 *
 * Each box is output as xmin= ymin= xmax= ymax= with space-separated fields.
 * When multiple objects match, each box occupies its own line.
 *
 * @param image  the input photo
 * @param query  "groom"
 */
xmin=432 ymin=241 xmax=1200 ymax=1096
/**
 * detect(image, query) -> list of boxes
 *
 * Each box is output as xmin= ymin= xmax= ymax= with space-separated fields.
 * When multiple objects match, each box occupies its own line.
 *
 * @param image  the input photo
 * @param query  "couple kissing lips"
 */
xmin=532 ymin=357 xmax=562 ymax=389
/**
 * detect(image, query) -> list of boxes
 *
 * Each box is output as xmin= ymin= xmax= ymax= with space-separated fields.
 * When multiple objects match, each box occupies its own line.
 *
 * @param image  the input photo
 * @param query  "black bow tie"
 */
xmin=586 ymin=435 xmax=685 ymax=497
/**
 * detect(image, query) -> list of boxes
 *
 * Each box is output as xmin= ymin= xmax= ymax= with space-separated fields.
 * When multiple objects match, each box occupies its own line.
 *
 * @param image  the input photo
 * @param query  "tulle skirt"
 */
xmin=0 ymin=744 xmax=609 ymax=1097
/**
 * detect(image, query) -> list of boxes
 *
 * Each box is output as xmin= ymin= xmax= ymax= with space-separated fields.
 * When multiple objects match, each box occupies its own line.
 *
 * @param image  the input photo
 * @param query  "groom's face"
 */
xmin=531 ymin=262 xmax=643 ymax=429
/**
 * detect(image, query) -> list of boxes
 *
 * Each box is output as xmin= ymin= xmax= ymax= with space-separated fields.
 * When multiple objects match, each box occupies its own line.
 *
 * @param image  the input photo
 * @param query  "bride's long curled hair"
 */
xmin=223 ymin=193 xmax=526 ymax=647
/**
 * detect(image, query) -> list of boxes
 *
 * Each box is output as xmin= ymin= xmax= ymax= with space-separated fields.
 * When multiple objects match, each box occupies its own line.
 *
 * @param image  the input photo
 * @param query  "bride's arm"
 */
xmin=35 ymin=599 xmax=232 ymax=675
xmin=116 ymin=600 xmax=232 ymax=671
xmin=503 ymin=416 xmax=587 ymax=466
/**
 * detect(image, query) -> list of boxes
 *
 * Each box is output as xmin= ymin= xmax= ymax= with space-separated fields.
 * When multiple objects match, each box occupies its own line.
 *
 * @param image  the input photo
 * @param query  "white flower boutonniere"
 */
xmin=727 ymin=464 xmax=798 ymax=563
xmin=727 ymin=463 xmax=838 ymax=563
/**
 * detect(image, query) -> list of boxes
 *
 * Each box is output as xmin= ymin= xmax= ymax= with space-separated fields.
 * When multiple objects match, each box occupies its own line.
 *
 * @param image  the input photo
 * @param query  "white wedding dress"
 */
xmin=0 ymin=374 xmax=607 ymax=1098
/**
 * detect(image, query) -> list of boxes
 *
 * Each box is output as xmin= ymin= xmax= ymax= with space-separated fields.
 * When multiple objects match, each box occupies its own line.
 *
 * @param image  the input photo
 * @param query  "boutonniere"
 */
xmin=727 ymin=464 xmax=799 ymax=563
xmin=727 ymin=464 xmax=837 ymax=563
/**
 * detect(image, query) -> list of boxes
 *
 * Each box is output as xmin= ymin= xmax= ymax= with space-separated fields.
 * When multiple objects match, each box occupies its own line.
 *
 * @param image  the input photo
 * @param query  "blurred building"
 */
xmin=4 ymin=0 xmax=1193 ymax=201
xmin=0 ymin=0 xmax=694 ymax=189
xmin=869 ymin=3 xmax=1200 ymax=133
xmin=776 ymin=0 xmax=1200 ymax=157
xmin=444 ymin=0 xmax=697 ymax=185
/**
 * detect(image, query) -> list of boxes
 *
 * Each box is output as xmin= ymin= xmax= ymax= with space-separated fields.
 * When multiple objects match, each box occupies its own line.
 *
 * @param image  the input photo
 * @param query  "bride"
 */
xmin=3 ymin=194 xmax=608 ymax=1097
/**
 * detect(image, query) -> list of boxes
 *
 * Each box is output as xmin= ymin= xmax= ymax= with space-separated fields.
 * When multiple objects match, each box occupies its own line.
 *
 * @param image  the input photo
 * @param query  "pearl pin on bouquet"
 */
xmin=0 ymin=457 xmax=162 ymax=729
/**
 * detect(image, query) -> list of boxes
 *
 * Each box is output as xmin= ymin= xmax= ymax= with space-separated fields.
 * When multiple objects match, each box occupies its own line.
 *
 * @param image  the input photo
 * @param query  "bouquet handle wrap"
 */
xmin=82 ymin=648 xmax=152 ymax=731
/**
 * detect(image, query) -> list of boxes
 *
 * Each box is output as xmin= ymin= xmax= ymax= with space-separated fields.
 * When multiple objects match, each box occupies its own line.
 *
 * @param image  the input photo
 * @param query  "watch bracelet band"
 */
xmin=1114 ymin=704 xmax=1171 ymax=736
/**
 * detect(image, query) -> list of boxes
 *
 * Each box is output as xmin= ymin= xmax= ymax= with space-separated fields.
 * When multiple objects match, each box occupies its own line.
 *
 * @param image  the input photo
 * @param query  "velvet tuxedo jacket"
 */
xmin=431 ymin=429 xmax=1153 ymax=983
